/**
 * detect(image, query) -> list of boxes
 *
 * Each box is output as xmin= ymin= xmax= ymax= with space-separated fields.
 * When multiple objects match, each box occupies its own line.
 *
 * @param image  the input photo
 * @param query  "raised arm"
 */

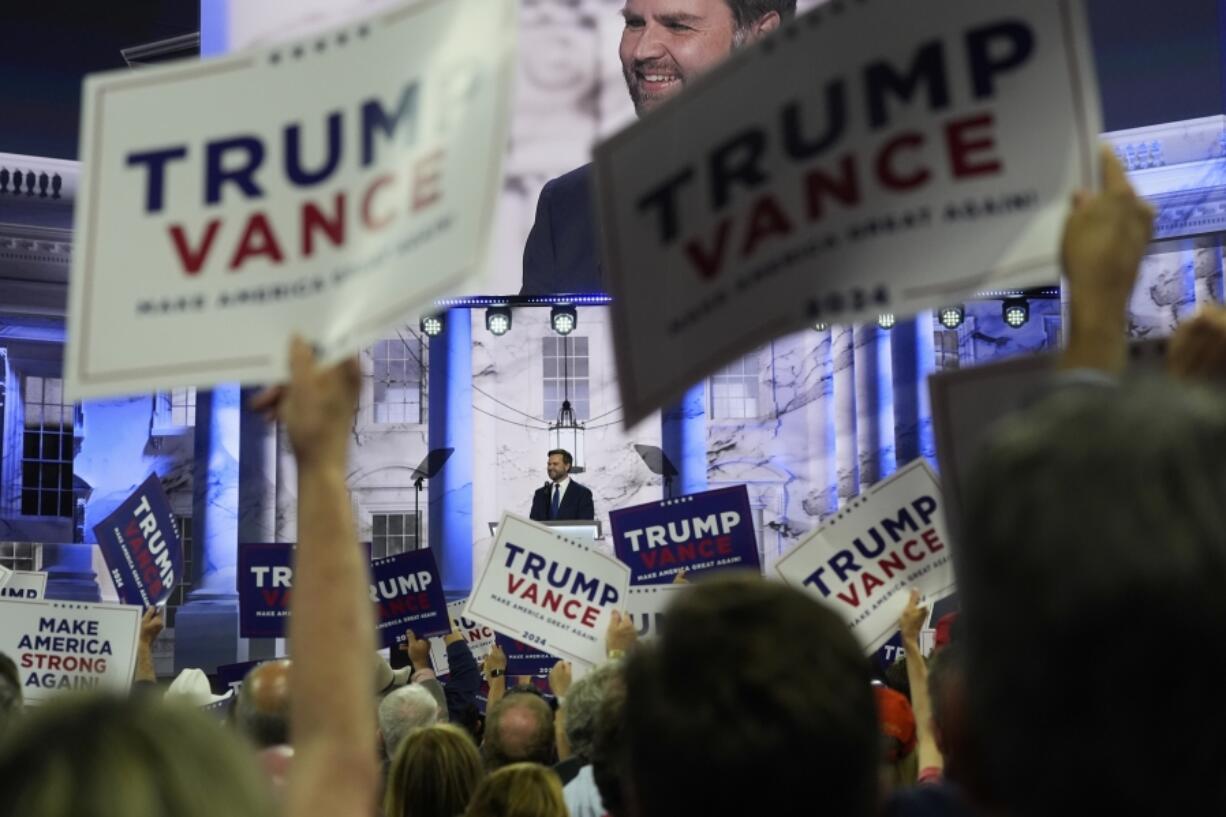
xmin=1059 ymin=146 xmax=1154 ymax=375
xmin=899 ymin=590 xmax=941 ymax=776
xmin=256 ymin=339 xmax=377 ymax=817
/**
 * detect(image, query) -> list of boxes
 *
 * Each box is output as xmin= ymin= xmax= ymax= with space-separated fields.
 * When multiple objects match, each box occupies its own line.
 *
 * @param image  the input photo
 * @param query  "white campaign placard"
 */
xmin=0 ymin=571 xmax=48 ymax=600
xmin=594 ymin=0 xmax=1100 ymax=425
xmin=429 ymin=599 xmax=497 ymax=676
xmin=464 ymin=514 xmax=631 ymax=668
xmin=775 ymin=460 xmax=955 ymax=653
xmin=67 ymin=0 xmax=516 ymax=398
xmin=0 ymin=598 xmax=141 ymax=704
xmin=0 ymin=564 xmax=12 ymax=590
xmin=626 ymin=584 xmax=685 ymax=641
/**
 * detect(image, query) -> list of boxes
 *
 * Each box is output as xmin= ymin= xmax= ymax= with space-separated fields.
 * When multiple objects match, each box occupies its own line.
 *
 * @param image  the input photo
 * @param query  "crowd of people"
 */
xmin=1 ymin=127 xmax=1225 ymax=817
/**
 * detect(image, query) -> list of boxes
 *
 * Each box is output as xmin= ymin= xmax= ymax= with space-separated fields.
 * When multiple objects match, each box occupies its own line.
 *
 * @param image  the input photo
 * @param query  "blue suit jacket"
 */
xmin=519 ymin=164 xmax=605 ymax=295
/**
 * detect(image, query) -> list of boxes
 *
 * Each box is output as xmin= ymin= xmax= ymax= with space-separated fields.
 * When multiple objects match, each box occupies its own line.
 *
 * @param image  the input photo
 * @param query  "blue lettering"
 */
xmin=206 ymin=136 xmax=266 ymax=205
xmin=126 ymin=146 xmax=188 ymax=214
xmin=285 ymin=111 xmax=343 ymax=187
xmin=361 ymin=81 xmax=420 ymax=167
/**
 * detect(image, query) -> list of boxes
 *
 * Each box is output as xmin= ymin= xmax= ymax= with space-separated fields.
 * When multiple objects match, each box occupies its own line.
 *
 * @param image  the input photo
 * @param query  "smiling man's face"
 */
xmin=619 ymin=0 xmax=738 ymax=115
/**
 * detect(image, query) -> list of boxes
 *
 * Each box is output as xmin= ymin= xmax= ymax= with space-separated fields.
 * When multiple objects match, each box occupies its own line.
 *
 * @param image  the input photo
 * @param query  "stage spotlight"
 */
xmin=551 ymin=305 xmax=577 ymax=335
xmin=813 ymin=322 xmax=829 ymax=332
xmin=938 ymin=305 xmax=965 ymax=329
xmin=420 ymin=314 xmax=444 ymax=337
xmin=485 ymin=306 xmax=512 ymax=336
xmin=1002 ymin=298 xmax=1030 ymax=329
xmin=877 ymin=313 xmax=896 ymax=330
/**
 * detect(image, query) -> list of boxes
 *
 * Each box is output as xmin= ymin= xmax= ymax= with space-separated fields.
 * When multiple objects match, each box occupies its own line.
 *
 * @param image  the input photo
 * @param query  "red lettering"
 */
xmin=361 ymin=174 xmax=395 ymax=230
xmin=922 ymin=528 xmax=945 ymax=553
xmin=136 ymin=548 xmax=153 ymax=570
xmin=562 ymin=599 xmax=583 ymax=620
xmin=148 ymin=580 xmax=164 ymax=598
xmin=522 ymin=582 xmax=539 ymax=604
xmin=946 ymin=113 xmax=1002 ymax=178
xmin=676 ymin=543 xmax=695 ymax=563
xmin=698 ymin=540 xmax=715 ymax=559
xmin=902 ymin=539 xmax=925 ymax=562
xmin=169 ymin=219 xmax=222 ymax=275
xmin=836 ymin=584 xmax=861 ymax=608
xmin=412 ymin=151 xmax=444 ymax=212
xmin=581 ymin=605 xmax=599 ymax=628
xmin=685 ymin=218 xmax=732 ymax=280
xmin=20 ymin=654 xmax=30 ymax=668
xmin=862 ymin=571 xmax=884 ymax=597
xmin=740 ymin=194 xmax=794 ymax=257
xmin=48 ymin=655 xmax=62 ymax=671
xmin=658 ymin=548 xmax=677 ymax=566
xmin=804 ymin=154 xmax=861 ymax=220
xmin=717 ymin=536 xmax=734 ymax=556
xmin=542 ymin=589 xmax=565 ymax=613
xmin=416 ymin=593 xmax=431 ymax=610
xmin=261 ymin=589 xmax=281 ymax=607
xmin=301 ymin=192 xmax=346 ymax=257
xmin=877 ymin=552 xmax=907 ymax=579
xmin=640 ymin=550 xmax=658 ymax=569
xmin=228 ymin=212 xmax=285 ymax=270
xmin=876 ymin=132 xmax=930 ymax=191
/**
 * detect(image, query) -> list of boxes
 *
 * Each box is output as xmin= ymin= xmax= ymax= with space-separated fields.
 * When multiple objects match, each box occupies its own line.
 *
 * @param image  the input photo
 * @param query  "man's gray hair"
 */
xmin=564 ymin=663 xmax=623 ymax=762
xmin=378 ymin=684 xmax=441 ymax=758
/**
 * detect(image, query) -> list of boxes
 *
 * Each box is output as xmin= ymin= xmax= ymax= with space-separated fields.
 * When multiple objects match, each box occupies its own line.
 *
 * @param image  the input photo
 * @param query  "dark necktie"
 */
xmin=550 ymin=484 xmax=561 ymax=520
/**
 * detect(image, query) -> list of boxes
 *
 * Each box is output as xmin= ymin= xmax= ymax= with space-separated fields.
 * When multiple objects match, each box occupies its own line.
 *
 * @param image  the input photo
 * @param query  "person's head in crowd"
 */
xmin=0 ymin=652 xmax=22 ymax=737
xmin=959 ymin=381 xmax=1226 ymax=816
xmin=620 ymin=0 xmax=796 ymax=115
xmin=385 ymin=724 xmax=484 ymax=817
xmin=379 ymin=683 xmax=443 ymax=759
xmin=622 ymin=574 xmax=878 ymax=817
xmin=545 ymin=449 xmax=572 ymax=484
xmin=235 ymin=659 xmax=291 ymax=748
xmin=590 ymin=675 xmax=628 ymax=817
xmin=482 ymin=691 xmax=556 ymax=770
xmin=882 ymin=654 xmax=911 ymax=700
xmin=926 ymin=641 xmax=969 ymax=784
xmin=875 ymin=684 xmax=918 ymax=794
xmin=560 ymin=662 xmax=621 ymax=764
xmin=0 ymin=694 xmax=273 ymax=817
xmin=463 ymin=762 xmax=567 ymax=817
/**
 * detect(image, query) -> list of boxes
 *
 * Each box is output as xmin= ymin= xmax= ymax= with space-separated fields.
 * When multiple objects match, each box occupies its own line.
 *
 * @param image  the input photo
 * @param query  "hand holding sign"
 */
xmin=403 ymin=629 xmax=432 ymax=670
xmin=898 ymin=590 xmax=926 ymax=645
xmin=1061 ymin=147 xmax=1156 ymax=374
xmin=251 ymin=336 xmax=360 ymax=469
xmin=548 ymin=661 xmax=573 ymax=698
xmin=606 ymin=610 xmax=638 ymax=659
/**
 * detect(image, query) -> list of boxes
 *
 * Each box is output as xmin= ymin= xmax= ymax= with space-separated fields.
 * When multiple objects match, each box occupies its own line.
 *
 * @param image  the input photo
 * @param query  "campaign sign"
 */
xmin=0 ymin=564 xmax=11 ymax=590
xmin=776 ymin=460 xmax=955 ymax=653
xmin=66 ymin=0 xmax=517 ymax=399
xmin=593 ymin=0 xmax=1101 ymax=425
xmin=238 ymin=542 xmax=294 ymax=638
xmin=93 ymin=474 xmax=183 ymax=608
xmin=610 ymin=485 xmax=760 ymax=584
xmin=0 ymin=571 xmax=49 ymax=600
xmin=429 ymin=599 xmax=496 ymax=677
xmin=0 ymin=598 xmax=140 ymax=704
xmin=626 ymin=584 xmax=685 ymax=641
xmin=464 ymin=514 xmax=630 ymax=668
xmin=494 ymin=633 xmax=559 ymax=677
xmin=372 ymin=548 xmax=450 ymax=650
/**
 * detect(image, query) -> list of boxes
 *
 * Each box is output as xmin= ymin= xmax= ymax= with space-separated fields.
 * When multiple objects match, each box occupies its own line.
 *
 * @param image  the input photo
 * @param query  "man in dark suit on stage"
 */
xmin=519 ymin=0 xmax=793 ymax=295
xmin=530 ymin=449 xmax=595 ymax=521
